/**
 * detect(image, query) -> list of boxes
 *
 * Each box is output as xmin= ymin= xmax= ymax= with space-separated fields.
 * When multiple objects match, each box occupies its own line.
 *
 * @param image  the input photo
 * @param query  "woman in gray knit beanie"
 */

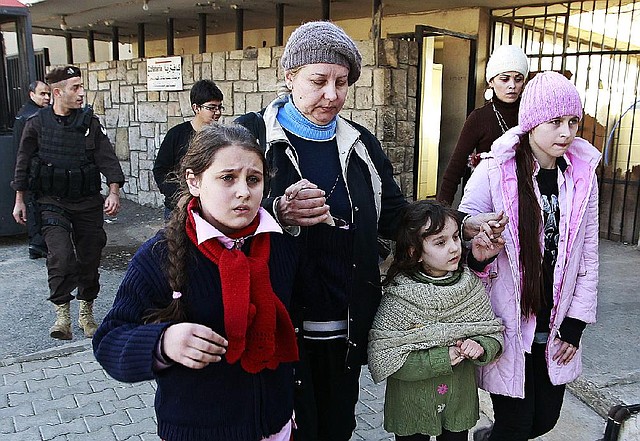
xmin=235 ymin=20 xmax=409 ymax=441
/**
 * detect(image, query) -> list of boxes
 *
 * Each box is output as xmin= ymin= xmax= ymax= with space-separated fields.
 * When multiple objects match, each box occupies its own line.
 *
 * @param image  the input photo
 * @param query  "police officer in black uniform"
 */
xmin=11 ymin=66 xmax=125 ymax=341
xmin=13 ymin=80 xmax=51 ymax=259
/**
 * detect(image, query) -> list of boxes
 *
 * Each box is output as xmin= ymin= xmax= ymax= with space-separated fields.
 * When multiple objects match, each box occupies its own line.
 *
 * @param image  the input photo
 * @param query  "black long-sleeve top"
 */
xmin=152 ymin=121 xmax=194 ymax=208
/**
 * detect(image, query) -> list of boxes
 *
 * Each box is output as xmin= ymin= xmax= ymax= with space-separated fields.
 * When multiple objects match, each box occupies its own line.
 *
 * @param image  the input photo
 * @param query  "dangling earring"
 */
xmin=484 ymin=88 xmax=494 ymax=101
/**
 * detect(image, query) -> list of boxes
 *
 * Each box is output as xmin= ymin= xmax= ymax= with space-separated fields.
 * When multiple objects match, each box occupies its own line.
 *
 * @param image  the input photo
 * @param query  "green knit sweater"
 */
xmin=372 ymin=268 xmax=503 ymax=437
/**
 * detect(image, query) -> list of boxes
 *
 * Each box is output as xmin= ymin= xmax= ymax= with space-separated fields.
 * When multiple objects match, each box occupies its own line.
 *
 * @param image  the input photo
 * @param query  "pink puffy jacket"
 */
xmin=459 ymin=126 xmax=600 ymax=398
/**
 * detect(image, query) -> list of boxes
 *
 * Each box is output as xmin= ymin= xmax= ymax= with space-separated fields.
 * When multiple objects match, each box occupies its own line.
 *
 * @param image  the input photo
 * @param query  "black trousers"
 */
xmin=26 ymin=192 xmax=47 ymax=257
xmin=488 ymin=343 xmax=566 ymax=441
xmin=395 ymin=428 xmax=468 ymax=441
xmin=293 ymin=338 xmax=361 ymax=441
xmin=39 ymin=194 xmax=107 ymax=305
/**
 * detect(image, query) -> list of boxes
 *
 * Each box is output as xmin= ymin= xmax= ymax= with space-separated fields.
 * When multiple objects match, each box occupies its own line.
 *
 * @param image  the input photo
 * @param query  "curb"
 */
xmin=0 ymin=340 xmax=93 ymax=367
xmin=569 ymin=377 xmax=621 ymax=419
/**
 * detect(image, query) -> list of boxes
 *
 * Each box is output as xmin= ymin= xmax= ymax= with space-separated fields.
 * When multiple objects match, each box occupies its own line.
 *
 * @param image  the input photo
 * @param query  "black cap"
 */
xmin=45 ymin=66 xmax=81 ymax=84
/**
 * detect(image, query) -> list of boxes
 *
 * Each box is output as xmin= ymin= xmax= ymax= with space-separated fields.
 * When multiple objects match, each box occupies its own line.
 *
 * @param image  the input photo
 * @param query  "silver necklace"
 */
xmin=325 ymin=174 xmax=341 ymax=201
xmin=492 ymin=102 xmax=509 ymax=134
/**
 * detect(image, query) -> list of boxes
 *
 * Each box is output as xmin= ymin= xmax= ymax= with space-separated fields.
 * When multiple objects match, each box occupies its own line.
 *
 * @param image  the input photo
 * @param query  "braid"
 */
xmin=165 ymin=194 xmax=190 ymax=293
xmin=143 ymin=193 xmax=190 ymax=324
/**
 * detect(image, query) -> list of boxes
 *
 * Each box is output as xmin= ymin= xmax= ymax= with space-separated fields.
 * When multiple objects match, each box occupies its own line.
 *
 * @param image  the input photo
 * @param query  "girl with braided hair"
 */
xmin=368 ymin=200 xmax=504 ymax=441
xmin=93 ymin=124 xmax=301 ymax=441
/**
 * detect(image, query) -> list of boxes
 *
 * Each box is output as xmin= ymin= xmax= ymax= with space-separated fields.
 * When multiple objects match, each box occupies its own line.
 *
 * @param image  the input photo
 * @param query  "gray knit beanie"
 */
xmin=281 ymin=21 xmax=362 ymax=85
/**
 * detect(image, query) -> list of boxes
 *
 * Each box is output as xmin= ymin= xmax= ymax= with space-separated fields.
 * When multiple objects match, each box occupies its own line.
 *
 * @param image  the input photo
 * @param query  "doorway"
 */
xmin=413 ymin=25 xmax=477 ymax=202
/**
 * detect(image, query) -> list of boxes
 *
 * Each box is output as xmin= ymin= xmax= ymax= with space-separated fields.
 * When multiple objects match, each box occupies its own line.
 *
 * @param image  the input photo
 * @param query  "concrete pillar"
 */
xmin=111 ymin=26 xmax=119 ymax=61
xmin=321 ymin=0 xmax=330 ymax=20
xmin=87 ymin=30 xmax=95 ymax=62
xmin=137 ymin=23 xmax=145 ymax=58
xmin=65 ymin=33 xmax=73 ymax=64
xmin=235 ymin=7 xmax=244 ymax=50
xmin=275 ymin=3 xmax=284 ymax=46
xmin=199 ymin=13 xmax=207 ymax=54
xmin=166 ymin=18 xmax=174 ymax=56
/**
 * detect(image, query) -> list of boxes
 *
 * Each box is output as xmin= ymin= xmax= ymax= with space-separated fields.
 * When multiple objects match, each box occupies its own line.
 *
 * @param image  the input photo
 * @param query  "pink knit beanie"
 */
xmin=518 ymin=71 xmax=583 ymax=132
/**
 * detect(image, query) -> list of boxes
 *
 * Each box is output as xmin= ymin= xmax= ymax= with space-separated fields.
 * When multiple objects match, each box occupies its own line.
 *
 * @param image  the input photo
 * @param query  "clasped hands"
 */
xmin=449 ymin=339 xmax=484 ymax=366
xmin=277 ymin=179 xmax=335 ymax=227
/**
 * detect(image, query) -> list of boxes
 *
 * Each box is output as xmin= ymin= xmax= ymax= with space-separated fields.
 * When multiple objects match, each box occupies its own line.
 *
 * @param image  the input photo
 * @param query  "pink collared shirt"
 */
xmin=191 ymin=207 xmax=282 ymax=249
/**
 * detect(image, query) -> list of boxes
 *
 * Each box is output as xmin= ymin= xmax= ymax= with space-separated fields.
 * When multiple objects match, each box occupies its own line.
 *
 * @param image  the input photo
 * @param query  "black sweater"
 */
xmin=438 ymin=97 xmax=520 ymax=205
xmin=153 ymin=121 xmax=194 ymax=208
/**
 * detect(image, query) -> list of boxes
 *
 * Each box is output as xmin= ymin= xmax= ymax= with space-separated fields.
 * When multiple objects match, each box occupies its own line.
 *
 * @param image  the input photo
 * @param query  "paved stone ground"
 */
xmin=0 ymin=340 xmax=604 ymax=441
xmin=3 ymin=199 xmax=635 ymax=441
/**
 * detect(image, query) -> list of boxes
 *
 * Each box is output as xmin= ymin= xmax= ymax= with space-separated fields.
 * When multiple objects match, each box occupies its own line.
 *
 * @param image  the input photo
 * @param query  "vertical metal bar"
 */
xmin=199 ymin=13 xmax=207 ymax=54
xmin=371 ymin=0 xmax=382 ymax=41
xmin=606 ymin=0 xmax=627 ymax=239
xmin=631 ymin=6 xmax=640 ymax=242
xmin=537 ymin=11 xmax=545 ymax=71
xmin=413 ymin=25 xmax=424 ymax=199
xmin=620 ymin=52 xmax=639 ymax=241
xmin=137 ymin=23 xmax=145 ymax=58
xmin=588 ymin=0 xmax=606 ymax=209
xmin=618 ymin=0 xmax=638 ymax=242
xmin=276 ymin=3 xmax=284 ymax=46
xmin=561 ymin=3 xmax=570 ymax=72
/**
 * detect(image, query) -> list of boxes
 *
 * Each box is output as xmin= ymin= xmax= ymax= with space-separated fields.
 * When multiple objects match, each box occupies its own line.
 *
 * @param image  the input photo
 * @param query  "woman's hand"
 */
xmin=457 ymin=339 xmax=485 ymax=360
xmin=162 ymin=323 xmax=228 ymax=369
xmin=470 ymin=230 xmax=505 ymax=262
xmin=277 ymin=179 xmax=331 ymax=226
xmin=552 ymin=338 xmax=578 ymax=365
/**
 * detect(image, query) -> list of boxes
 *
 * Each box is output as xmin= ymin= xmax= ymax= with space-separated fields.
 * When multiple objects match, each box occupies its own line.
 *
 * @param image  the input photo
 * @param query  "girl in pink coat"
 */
xmin=459 ymin=71 xmax=600 ymax=441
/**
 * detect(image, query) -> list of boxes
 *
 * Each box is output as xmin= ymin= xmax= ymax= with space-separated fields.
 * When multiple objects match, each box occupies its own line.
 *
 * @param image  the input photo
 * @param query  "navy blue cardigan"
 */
xmin=93 ymin=231 xmax=299 ymax=441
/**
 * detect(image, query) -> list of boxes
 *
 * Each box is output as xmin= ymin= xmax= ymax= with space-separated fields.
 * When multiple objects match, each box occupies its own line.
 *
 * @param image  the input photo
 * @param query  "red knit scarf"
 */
xmin=185 ymin=198 xmax=298 ymax=373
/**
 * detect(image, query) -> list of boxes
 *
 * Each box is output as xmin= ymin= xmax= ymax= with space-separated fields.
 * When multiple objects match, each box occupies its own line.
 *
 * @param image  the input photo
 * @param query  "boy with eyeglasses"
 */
xmin=153 ymin=79 xmax=224 ymax=217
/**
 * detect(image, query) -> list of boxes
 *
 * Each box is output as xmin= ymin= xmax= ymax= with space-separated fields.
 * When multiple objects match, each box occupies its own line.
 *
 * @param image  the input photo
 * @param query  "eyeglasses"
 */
xmin=200 ymin=104 xmax=225 ymax=113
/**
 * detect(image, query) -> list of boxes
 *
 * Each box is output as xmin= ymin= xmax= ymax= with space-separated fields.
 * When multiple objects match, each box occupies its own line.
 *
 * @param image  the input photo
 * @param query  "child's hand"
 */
xmin=449 ymin=345 xmax=465 ymax=366
xmin=457 ymin=339 xmax=485 ymax=360
xmin=162 ymin=323 xmax=228 ymax=369
xmin=470 ymin=230 xmax=505 ymax=262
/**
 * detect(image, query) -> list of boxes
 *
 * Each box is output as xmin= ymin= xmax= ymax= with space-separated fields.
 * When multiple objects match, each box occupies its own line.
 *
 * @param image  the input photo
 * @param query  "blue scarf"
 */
xmin=276 ymin=96 xmax=337 ymax=141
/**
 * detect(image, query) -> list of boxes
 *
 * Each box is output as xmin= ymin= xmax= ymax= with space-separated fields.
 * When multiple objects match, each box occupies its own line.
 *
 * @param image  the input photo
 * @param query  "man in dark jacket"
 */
xmin=11 ymin=66 xmax=125 ymax=341
xmin=12 ymin=80 xmax=51 ymax=259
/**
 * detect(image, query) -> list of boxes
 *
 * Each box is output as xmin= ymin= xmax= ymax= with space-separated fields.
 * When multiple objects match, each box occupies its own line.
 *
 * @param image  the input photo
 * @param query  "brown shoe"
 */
xmin=79 ymin=300 xmax=99 ymax=338
xmin=50 ymin=303 xmax=72 ymax=340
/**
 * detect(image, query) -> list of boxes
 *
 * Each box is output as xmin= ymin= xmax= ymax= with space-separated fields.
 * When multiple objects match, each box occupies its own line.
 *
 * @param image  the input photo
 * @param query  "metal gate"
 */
xmin=492 ymin=0 xmax=640 ymax=244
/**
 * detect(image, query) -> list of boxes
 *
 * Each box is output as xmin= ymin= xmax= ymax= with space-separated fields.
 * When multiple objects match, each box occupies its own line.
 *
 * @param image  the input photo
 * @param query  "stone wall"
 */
xmin=76 ymin=38 xmax=418 ymax=207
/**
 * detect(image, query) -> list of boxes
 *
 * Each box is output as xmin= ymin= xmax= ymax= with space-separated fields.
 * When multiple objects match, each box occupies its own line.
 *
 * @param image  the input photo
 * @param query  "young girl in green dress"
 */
xmin=368 ymin=200 xmax=504 ymax=441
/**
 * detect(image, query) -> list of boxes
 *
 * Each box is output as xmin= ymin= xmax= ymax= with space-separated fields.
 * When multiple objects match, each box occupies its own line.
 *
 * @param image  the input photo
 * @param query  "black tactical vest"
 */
xmin=31 ymin=106 xmax=101 ymax=198
xmin=38 ymin=106 xmax=92 ymax=169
